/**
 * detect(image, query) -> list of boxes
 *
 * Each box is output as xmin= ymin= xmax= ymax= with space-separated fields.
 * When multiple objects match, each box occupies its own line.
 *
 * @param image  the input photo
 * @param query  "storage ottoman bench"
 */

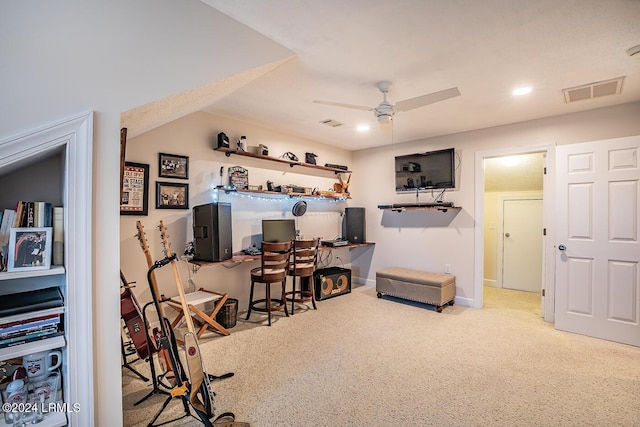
xmin=376 ymin=267 xmax=456 ymax=312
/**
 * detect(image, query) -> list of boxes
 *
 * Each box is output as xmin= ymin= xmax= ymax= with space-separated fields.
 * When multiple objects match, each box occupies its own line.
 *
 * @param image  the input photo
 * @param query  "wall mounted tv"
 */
xmin=394 ymin=148 xmax=456 ymax=192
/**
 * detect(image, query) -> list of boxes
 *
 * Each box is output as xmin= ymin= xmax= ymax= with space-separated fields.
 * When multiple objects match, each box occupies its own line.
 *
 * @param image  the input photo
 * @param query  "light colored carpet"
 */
xmin=122 ymin=285 xmax=640 ymax=426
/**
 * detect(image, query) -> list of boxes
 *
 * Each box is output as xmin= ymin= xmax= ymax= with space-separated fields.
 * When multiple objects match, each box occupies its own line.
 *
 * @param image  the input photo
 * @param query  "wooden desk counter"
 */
xmin=189 ymin=242 xmax=374 ymax=269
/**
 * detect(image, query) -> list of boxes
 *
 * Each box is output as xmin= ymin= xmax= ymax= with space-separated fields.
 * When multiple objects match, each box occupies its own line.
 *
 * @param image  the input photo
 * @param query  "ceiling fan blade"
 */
xmin=313 ymin=100 xmax=372 ymax=111
xmin=395 ymin=87 xmax=461 ymax=112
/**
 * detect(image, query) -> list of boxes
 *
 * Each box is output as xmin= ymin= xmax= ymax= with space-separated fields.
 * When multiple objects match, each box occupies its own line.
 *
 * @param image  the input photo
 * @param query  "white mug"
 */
xmin=22 ymin=350 xmax=62 ymax=380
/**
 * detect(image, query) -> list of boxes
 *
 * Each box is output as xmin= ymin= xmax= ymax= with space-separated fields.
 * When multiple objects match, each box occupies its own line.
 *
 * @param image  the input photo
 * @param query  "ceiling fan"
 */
xmin=314 ymin=81 xmax=461 ymax=132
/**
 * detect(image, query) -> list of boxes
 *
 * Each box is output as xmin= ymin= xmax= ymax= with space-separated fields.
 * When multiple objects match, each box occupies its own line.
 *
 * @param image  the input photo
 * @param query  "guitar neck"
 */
xmin=159 ymin=220 xmax=197 ymax=335
xmin=136 ymin=220 xmax=167 ymax=319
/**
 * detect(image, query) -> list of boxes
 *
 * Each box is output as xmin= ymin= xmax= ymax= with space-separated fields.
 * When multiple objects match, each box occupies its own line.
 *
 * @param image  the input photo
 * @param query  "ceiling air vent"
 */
xmin=562 ymin=76 xmax=625 ymax=104
xmin=319 ymin=119 xmax=343 ymax=128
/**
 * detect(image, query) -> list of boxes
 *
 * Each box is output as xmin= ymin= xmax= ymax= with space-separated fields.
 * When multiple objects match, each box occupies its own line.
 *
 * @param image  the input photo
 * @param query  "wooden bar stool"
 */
xmin=286 ymin=238 xmax=320 ymax=314
xmin=245 ymin=241 xmax=292 ymax=326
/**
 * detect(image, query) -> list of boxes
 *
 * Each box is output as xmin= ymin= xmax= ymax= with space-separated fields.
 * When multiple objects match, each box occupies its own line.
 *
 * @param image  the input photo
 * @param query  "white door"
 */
xmin=555 ymin=136 xmax=640 ymax=346
xmin=503 ymin=199 xmax=543 ymax=292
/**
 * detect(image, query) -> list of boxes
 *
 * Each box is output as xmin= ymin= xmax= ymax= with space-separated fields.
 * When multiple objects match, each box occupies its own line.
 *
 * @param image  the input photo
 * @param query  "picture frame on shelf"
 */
xmin=7 ymin=227 xmax=53 ymax=272
xmin=159 ymin=152 xmax=189 ymax=179
xmin=156 ymin=181 xmax=189 ymax=209
xmin=120 ymin=162 xmax=149 ymax=216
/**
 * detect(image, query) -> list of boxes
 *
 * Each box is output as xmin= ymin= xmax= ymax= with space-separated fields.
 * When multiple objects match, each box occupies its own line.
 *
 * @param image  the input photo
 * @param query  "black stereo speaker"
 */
xmin=217 ymin=132 xmax=229 ymax=149
xmin=345 ymin=207 xmax=366 ymax=244
xmin=193 ymin=202 xmax=232 ymax=262
xmin=314 ymin=267 xmax=351 ymax=301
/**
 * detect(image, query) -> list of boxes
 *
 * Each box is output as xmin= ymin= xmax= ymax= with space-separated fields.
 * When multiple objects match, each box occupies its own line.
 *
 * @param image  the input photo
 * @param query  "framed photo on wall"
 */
xmin=156 ymin=181 xmax=189 ymax=209
xmin=7 ymin=227 xmax=53 ymax=272
xmin=159 ymin=152 xmax=189 ymax=179
xmin=120 ymin=162 xmax=149 ymax=216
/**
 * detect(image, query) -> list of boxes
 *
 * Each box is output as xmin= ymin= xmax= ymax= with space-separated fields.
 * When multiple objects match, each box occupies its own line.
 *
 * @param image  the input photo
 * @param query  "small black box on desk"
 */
xmin=314 ymin=267 xmax=351 ymax=301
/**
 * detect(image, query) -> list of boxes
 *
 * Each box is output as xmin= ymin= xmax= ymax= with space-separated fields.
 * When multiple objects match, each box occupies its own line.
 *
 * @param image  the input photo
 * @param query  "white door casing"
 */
xmin=555 ymin=135 xmax=640 ymax=346
xmin=502 ymin=198 xmax=543 ymax=292
xmin=474 ymin=144 xmax=555 ymax=321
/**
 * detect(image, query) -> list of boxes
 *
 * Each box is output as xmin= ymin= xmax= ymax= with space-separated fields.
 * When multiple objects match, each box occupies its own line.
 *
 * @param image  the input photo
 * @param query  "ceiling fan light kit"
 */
xmin=377 ymin=114 xmax=392 ymax=124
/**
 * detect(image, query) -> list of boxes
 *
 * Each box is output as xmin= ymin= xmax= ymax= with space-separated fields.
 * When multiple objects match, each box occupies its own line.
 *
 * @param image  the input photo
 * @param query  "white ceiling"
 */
xmin=179 ymin=0 xmax=640 ymax=151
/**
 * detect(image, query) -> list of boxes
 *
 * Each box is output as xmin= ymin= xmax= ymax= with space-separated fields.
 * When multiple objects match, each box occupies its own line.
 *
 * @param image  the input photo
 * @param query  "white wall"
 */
xmin=351 ymin=102 xmax=640 ymax=307
xmin=121 ymin=111 xmax=353 ymax=319
xmin=0 ymin=2 xmax=294 ymax=425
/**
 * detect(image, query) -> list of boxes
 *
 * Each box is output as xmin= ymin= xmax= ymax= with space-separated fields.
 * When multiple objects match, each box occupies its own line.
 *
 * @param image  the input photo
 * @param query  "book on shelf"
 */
xmin=0 ymin=322 xmax=61 ymax=341
xmin=0 ymin=286 xmax=64 ymax=317
xmin=0 ymin=209 xmax=16 ymax=271
xmin=52 ymin=206 xmax=64 ymax=265
xmin=0 ymin=312 xmax=61 ymax=335
xmin=0 ymin=330 xmax=64 ymax=349
xmin=0 ymin=305 xmax=64 ymax=349
xmin=13 ymin=201 xmax=25 ymax=228
xmin=9 ymin=201 xmax=53 ymax=228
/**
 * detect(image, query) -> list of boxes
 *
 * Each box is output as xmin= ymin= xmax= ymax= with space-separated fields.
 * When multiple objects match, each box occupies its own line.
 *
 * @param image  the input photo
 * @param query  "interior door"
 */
xmin=555 ymin=136 xmax=640 ymax=346
xmin=503 ymin=199 xmax=543 ymax=292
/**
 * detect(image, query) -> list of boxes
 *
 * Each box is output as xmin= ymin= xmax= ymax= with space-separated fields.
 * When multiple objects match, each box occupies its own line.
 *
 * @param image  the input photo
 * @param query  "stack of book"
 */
xmin=0 ymin=287 xmax=64 ymax=349
xmin=11 ymin=201 xmax=54 ymax=229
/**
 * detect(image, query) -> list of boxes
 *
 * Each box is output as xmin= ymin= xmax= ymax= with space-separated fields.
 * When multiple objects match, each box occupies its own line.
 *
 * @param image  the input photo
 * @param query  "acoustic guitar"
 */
xmin=135 ymin=221 xmax=174 ymax=379
xmin=119 ymin=271 xmax=153 ymax=359
xmin=158 ymin=220 xmax=215 ymax=422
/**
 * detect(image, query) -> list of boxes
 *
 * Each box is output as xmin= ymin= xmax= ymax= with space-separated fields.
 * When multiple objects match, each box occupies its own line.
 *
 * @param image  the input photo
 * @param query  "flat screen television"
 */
xmin=394 ymin=147 xmax=455 ymax=192
xmin=262 ymin=219 xmax=296 ymax=243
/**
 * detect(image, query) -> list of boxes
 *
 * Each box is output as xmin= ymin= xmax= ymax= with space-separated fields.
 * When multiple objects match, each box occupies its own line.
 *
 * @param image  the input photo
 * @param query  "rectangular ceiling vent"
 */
xmin=319 ymin=119 xmax=343 ymax=128
xmin=563 ymin=76 xmax=625 ymax=104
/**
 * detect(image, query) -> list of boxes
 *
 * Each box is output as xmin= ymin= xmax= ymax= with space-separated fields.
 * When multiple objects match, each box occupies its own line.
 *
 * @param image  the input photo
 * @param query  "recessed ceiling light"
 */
xmin=512 ymin=86 xmax=532 ymax=96
xmin=356 ymin=124 xmax=370 ymax=132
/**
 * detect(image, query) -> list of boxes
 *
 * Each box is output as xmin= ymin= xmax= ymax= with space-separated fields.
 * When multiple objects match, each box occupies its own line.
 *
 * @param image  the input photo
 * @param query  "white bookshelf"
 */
xmin=0 ymin=266 xmax=65 ymax=281
xmin=0 ymin=113 xmax=93 ymax=426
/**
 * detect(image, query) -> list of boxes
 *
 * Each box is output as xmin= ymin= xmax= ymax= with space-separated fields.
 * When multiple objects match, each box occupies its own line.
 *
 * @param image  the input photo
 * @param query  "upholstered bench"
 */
xmin=376 ymin=267 xmax=456 ymax=312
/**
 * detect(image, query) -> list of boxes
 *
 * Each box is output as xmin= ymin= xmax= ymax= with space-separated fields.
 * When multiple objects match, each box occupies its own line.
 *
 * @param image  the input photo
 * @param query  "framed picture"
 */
xmin=120 ymin=162 xmax=149 ymax=216
xmin=156 ymin=181 xmax=189 ymax=209
xmin=159 ymin=153 xmax=189 ymax=179
xmin=7 ymin=227 xmax=53 ymax=272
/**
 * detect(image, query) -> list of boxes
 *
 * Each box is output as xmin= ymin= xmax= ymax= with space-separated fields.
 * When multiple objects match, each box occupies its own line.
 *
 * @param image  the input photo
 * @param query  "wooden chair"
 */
xmin=286 ymin=238 xmax=320 ymax=314
xmin=166 ymin=288 xmax=230 ymax=338
xmin=245 ymin=241 xmax=293 ymax=326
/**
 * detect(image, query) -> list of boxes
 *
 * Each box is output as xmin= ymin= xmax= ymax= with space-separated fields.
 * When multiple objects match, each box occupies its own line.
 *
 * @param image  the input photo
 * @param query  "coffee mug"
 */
xmin=22 ymin=350 xmax=62 ymax=380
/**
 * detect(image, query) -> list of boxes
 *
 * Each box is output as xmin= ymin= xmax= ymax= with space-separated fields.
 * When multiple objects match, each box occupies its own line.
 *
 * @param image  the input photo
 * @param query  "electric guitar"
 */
xmin=158 ymin=220 xmax=215 ymax=422
xmin=135 ymin=221 xmax=174 ymax=380
xmin=119 ymin=270 xmax=153 ymax=359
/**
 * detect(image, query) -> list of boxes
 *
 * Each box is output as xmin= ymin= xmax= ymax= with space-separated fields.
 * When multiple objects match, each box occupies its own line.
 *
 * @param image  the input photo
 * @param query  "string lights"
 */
xmin=210 ymin=187 xmax=347 ymax=203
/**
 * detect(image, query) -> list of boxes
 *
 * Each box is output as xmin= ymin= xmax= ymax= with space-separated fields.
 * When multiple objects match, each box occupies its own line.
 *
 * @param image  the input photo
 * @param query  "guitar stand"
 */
xmin=134 ymin=301 xmax=172 ymax=406
xmin=147 ymin=394 xmax=192 ymax=427
xmin=121 ymin=334 xmax=149 ymax=382
xmin=136 ymin=302 xmax=194 ymax=427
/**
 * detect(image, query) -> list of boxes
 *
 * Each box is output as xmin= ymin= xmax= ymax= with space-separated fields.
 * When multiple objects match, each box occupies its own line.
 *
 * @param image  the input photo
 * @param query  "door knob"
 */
xmin=558 ymin=244 xmax=566 ymax=251
xmin=505 ymin=233 xmax=510 ymax=237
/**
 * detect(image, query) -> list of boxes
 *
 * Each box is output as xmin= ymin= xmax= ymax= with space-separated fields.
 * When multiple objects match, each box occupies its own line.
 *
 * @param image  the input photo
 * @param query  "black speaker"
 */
xmin=193 ymin=202 xmax=232 ymax=262
xmin=314 ymin=267 xmax=351 ymax=301
xmin=345 ymin=207 xmax=366 ymax=244
xmin=217 ymin=132 xmax=229 ymax=149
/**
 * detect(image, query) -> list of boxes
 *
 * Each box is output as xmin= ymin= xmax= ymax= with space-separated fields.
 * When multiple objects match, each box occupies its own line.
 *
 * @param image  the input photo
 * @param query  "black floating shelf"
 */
xmin=214 ymin=147 xmax=351 ymax=174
